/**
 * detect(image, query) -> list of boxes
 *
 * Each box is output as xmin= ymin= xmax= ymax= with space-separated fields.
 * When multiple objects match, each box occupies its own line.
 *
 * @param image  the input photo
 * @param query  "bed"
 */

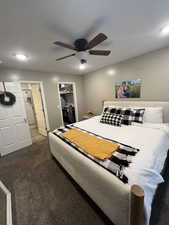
xmin=49 ymin=101 xmax=169 ymax=225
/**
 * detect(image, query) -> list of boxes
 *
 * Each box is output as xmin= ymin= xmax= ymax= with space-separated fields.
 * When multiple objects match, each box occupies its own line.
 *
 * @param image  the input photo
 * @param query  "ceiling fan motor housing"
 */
xmin=74 ymin=39 xmax=88 ymax=51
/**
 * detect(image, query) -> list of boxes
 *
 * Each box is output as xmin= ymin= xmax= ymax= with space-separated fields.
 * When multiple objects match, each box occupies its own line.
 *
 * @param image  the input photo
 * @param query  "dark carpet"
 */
xmin=0 ymin=139 xmax=168 ymax=225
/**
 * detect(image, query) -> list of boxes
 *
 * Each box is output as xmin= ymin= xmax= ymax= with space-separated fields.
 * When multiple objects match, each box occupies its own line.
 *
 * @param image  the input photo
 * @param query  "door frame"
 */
xmin=19 ymin=81 xmax=50 ymax=131
xmin=0 ymin=181 xmax=12 ymax=225
xmin=57 ymin=82 xmax=79 ymax=126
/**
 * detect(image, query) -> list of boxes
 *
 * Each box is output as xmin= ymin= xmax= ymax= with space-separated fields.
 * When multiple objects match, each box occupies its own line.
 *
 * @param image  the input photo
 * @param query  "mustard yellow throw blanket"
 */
xmin=60 ymin=128 xmax=120 ymax=160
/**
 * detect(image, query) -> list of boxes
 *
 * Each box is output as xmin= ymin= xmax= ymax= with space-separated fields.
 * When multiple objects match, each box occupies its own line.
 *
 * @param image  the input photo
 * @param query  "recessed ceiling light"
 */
xmin=15 ymin=54 xmax=28 ymax=61
xmin=52 ymin=77 xmax=60 ymax=82
xmin=79 ymin=64 xmax=86 ymax=70
xmin=161 ymin=25 xmax=169 ymax=36
xmin=108 ymin=69 xmax=116 ymax=76
xmin=11 ymin=74 xmax=19 ymax=81
xmin=0 ymin=60 xmax=3 ymax=64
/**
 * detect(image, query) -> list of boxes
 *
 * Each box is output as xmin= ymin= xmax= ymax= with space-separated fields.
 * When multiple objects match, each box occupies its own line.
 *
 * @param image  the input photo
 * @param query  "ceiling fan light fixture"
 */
xmin=76 ymin=51 xmax=88 ymax=60
xmin=79 ymin=64 xmax=86 ymax=70
xmin=80 ymin=59 xmax=87 ymax=64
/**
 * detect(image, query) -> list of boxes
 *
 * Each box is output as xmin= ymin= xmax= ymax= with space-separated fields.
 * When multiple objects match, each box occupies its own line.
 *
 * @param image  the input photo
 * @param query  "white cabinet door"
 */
xmin=0 ymin=82 xmax=32 ymax=156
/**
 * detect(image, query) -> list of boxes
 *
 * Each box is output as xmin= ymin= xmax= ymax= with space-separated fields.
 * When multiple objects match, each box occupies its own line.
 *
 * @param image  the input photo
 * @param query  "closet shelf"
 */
xmin=60 ymin=92 xmax=73 ymax=94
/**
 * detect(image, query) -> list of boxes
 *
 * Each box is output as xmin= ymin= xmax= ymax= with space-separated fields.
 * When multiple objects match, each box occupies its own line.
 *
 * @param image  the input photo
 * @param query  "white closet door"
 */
xmin=0 ymin=82 xmax=32 ymax=156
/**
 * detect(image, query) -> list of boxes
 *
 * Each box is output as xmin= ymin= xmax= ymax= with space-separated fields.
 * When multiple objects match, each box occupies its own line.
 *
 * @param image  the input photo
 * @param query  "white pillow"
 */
xmin=127 ymin=106 xmax=163 ymax=123
xmin=143 ymin=107 xmax=163 ymax=123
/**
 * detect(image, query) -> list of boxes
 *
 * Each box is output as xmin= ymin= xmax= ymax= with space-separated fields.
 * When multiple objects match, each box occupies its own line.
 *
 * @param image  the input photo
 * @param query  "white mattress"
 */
xmin=73 ymin=116 xmax=169 ymax=225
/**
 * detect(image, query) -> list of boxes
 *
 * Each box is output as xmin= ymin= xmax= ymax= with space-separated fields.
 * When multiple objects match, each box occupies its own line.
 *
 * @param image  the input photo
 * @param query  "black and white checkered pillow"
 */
xmin=115 ymin=108 xmax=133 ymax=125
xmin=104 ymin=107 xmax=133 ymax=125
xmin=132 ymin=109 xmax=145 ymax=123
xmin=104 ymin=107 xmax=117 ymax=114
xmin=100 ymin=112 xmax=123 ymax=126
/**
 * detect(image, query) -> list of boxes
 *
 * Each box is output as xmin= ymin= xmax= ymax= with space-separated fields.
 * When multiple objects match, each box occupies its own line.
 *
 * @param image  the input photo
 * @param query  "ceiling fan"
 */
xmin=53 ymin=33 xmax=111 ymax=64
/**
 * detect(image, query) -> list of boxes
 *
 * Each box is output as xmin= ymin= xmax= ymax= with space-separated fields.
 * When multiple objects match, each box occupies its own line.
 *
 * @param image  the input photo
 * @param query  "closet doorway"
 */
xmin=21 ymin=82 xmax=49 ymax=143
xmin=58 ymin=82 xmax=78 ymax=126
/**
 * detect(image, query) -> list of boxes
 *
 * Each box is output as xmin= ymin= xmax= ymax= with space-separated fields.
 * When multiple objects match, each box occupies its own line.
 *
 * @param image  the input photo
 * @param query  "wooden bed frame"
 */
xmin=49 ymin=101 xmax=169 ymax=225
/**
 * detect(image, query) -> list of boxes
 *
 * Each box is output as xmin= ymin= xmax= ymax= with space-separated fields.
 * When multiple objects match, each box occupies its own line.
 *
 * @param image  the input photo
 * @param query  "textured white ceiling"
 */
xmin=0 ymin=0 xmax=169 ymax=74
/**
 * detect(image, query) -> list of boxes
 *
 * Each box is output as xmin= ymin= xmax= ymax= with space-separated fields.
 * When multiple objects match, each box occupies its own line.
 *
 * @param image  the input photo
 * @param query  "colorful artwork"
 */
xmin=115 ymin=79 xmax=141 ymax=98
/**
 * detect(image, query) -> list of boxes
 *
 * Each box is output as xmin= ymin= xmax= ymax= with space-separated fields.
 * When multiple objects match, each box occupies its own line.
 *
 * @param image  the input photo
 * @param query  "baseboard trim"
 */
xmin=0 ymin=181 xmax=12 ymax=225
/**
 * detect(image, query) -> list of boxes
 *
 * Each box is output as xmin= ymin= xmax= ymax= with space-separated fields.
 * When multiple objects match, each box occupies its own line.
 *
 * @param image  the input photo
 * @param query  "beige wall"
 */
xmin=83 ymin=46 xmax=169 ymax=115
xmin=1 ymin=46 xmax=169 ymax=127
xmin=0 ymin=68 xmax=84 ymax=130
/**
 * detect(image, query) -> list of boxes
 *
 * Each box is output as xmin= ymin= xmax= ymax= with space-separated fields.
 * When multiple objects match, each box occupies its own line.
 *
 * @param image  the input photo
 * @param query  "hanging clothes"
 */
xmin=62 ymin=105 xmax=75 ymax=124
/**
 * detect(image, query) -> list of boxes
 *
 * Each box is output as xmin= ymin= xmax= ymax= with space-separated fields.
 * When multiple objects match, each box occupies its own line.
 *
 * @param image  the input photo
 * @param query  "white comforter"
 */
xmin=74 ymin=116 xmax=169 ymax=225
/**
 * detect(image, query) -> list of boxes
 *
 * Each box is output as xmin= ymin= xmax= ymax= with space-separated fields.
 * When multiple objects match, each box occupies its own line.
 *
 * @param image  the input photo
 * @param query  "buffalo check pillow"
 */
xmin=131 ymin=108 xmax=145 ymax=123
xmin=104 ymin=107 xmax=133 ymax=125
xmin=115 ymin=108 xmax=133 ymax=125
xmin=100 ymin=112 xmax=123 ymax=126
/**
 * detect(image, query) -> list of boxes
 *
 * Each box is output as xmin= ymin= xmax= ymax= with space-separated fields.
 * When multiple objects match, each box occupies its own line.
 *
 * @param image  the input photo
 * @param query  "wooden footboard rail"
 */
xmin=131 ymin=185 xmax=144 ymax=225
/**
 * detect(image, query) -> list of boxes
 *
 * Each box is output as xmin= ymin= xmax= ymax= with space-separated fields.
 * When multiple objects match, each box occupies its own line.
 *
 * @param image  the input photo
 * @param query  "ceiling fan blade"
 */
xmin=54 ymin=41 xmax=75 ymax=50
xmin=87 ymin=33 xmax=108 ymax=49
xmin=56 ymin=53 xmax=76 ymax=61
xmin=89 ymin=50 xmax=111 ymax=56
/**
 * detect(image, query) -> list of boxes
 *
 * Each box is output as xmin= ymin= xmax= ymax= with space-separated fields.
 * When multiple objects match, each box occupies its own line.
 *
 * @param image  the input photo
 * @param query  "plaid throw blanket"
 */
xmin=53 ymin=125 xmax=139 ymax=183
